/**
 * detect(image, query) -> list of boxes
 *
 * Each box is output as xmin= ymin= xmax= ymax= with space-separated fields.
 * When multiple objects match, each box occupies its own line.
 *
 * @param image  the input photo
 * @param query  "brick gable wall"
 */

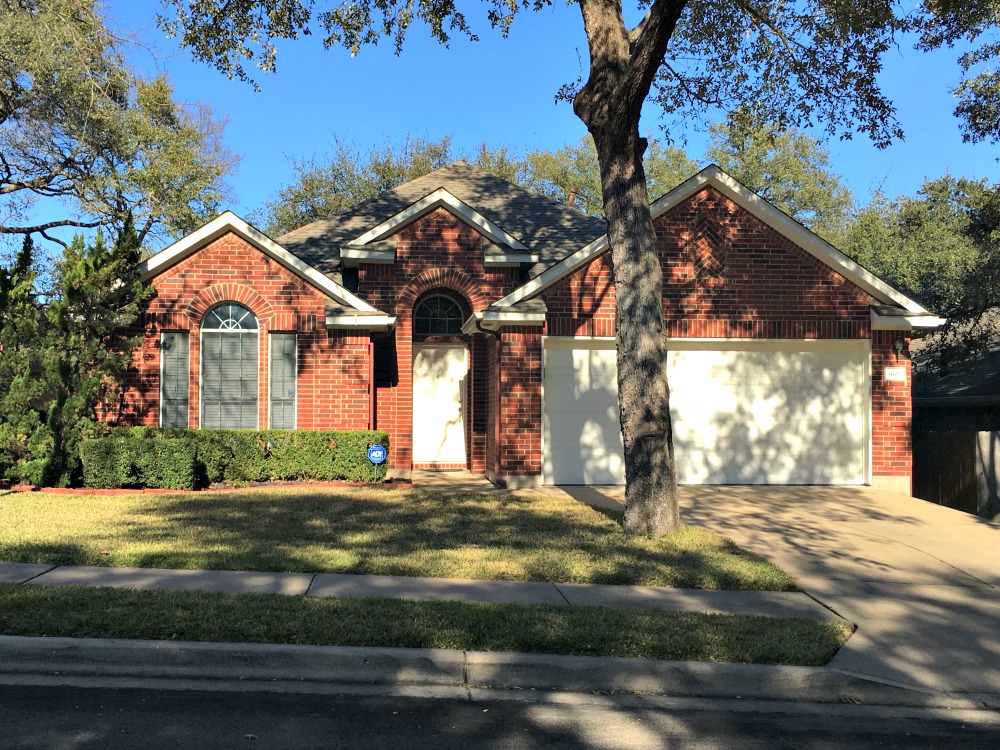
xmin=359 ymin=208 xmax=521 ymax=473
xmin=120 ymin=231 xmax=369 ymax=431
xmin=545 ymin=187 xmax=872 ymax=338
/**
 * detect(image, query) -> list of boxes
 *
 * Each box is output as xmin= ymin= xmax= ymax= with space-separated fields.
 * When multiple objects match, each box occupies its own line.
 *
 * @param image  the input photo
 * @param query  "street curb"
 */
xmin=1 ymin=635 xmax=996 ymax=710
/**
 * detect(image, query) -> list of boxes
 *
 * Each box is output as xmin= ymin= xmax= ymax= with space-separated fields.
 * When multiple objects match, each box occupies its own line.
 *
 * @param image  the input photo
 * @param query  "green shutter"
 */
xmin=269 ymin=333 xmax=296 ymax=429
xmin=161 ymin=332 xmax=189 ymax=428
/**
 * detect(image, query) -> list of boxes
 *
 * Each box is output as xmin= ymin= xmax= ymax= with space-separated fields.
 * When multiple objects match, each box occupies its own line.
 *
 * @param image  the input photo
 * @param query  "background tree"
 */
xmin=523 ymin=136 xmax=696 ymax=215
xmin=916 ymin=1 xmax=1000 ymax=146
xmin=836 ymin=176 xmax=1000 ymax=374
xmin=706 ymin=112 xmax=854 ymax=239
xmin=257 ymin=135 xmax=527 ymax=236
xmin=0 ymin=0 xmax=237 ymax=249
xmin=162 ymin=0 xmax=918 ymax=536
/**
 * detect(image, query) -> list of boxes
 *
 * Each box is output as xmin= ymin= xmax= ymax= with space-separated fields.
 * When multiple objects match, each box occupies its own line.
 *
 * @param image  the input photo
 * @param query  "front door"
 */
xmin=412 ymin=344 xmax=467 ymax=465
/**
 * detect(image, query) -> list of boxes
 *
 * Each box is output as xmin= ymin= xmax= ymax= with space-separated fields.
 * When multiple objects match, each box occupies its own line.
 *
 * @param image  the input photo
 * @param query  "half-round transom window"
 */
xmin=202 ymin=303 xmax=258 ymax=331
xmin=413 ymin=295 xmax=464 ymax=336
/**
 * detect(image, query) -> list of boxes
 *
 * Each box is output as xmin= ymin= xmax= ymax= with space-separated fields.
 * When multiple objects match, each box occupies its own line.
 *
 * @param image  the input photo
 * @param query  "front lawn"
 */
xmin=0 ymin=487 xmax=795 ymax=590
xmin=0 ymin=584 xmax=847 ymax=665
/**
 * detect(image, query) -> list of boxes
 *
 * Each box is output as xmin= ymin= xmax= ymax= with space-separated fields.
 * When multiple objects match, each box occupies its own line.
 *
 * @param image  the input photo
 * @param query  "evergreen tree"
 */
xmin=0 ymin=235 xmax=45 ymax=482
xmin=38 ymin=218 xmax=149 ymax=486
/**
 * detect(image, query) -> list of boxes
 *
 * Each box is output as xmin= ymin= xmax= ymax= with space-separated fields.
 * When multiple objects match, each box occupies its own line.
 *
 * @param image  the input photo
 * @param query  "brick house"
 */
xmin=124 ymin=162 xmax=943 ymax=493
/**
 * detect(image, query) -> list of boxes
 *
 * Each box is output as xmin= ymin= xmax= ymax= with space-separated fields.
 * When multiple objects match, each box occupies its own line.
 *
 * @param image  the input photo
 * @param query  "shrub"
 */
xmin=98 ymin=428 xmax=391 ymax=489
xmin=80 ymin=437 xmax=197 ymax=490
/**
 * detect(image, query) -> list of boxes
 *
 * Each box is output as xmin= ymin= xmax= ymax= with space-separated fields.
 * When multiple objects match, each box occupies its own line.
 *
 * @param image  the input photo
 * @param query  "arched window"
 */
xmin=201 ymin=303 xmax=259 ymax=429
xmin=413 ymin=295 xmax=464 ymax=336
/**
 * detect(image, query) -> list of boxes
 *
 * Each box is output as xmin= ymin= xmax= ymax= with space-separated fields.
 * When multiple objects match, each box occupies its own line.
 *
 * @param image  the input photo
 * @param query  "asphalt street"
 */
xmin=1 ymin=684 xmax=998 ymax=749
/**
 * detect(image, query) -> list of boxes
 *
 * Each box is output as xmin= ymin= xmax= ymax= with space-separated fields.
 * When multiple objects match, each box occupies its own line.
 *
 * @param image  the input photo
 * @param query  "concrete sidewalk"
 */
xmin=0 ymin=562 xmax=836 ymax=620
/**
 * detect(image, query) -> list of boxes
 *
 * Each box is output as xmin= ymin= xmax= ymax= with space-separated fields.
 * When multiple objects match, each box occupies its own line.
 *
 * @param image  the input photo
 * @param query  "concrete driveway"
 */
xmin=560 ymin=484 xmax=1000 ymax=698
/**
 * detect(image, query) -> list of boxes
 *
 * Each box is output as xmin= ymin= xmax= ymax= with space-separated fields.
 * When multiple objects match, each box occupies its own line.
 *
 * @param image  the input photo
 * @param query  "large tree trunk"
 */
xmin=574 ymin=0 xmax=685 ymax=536
xmin=593 ymin=129 xmax=679 ymax=536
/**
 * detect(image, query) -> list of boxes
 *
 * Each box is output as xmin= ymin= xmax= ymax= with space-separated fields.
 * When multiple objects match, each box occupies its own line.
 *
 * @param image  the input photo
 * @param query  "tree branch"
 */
xmin=622 ymin=0 xmax=690 ymax=111
xmin=0 ymin=218 xmax=103 ymax=235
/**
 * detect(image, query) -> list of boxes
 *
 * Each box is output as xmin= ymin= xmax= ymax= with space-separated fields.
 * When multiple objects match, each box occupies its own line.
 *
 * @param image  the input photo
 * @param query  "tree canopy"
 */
xmin=0 ymin=0 xmax=237 ymax=248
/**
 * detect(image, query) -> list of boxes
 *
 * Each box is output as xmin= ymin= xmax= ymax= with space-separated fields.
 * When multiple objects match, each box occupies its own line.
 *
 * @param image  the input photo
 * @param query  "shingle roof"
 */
xmin=277 ymin=161 xmax=606 ymax=277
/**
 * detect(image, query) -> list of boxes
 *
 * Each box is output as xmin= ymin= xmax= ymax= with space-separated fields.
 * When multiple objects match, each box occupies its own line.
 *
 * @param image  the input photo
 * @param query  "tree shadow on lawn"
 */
xmin=73 ymin=487 xmax=791 ymax=589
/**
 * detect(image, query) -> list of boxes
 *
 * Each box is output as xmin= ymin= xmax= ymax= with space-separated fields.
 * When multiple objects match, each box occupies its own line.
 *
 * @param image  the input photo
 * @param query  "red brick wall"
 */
xmin=121 ymin=231 xmax=370 ymax=431
xmin=360 ymin=208 xmax=520 ymax=472
xmin=872 ymin=331 xmax=913 ymax=483
xmin=497 ymin=327 xmax=543 ymax=483
xmin=545 ymin=187 xmax=872 ymax=338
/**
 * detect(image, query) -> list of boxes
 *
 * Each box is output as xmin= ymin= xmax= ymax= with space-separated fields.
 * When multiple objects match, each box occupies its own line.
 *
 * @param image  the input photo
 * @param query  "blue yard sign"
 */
xmin=367 ymin=444 xmax=387 ymax=465
xmin=367 ymin=443 xmax=387 ymax=484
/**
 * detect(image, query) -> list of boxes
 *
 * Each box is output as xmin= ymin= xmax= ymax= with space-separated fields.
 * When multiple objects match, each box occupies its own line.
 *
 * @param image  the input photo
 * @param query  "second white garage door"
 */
xmin=542 ymin=338 xmax=869 ymax=485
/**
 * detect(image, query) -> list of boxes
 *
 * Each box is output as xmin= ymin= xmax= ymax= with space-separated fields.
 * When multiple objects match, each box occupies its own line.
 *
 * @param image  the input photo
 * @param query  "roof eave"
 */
xmin=139 ymin=211 xmax=377 ymax=313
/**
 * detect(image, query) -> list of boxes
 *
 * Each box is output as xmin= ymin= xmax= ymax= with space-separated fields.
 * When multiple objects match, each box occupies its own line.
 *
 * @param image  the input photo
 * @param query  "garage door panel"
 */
xmin=544 ymin=339 xmax=867 ymax=486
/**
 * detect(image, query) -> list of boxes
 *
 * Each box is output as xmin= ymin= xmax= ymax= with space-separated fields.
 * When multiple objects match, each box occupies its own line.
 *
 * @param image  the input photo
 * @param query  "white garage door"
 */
xmin=542 ymin=338 xmax=869 ymax=485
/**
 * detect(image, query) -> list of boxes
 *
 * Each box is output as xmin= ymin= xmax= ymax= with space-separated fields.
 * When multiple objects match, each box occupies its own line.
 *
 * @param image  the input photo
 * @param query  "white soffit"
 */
xmin=343 ymin=188 xmax=530 ymax=253
xmin=496 ymin=166 xmax=931 ymax=315
xmin=326 ymin=313 xmax=397 ymax=331
xmin=871 ymin=311 xmax=948 ymax=330
xmin=461 ymin=310 xmax=547 ymax=334
xmin=138 ymin=211 xmax=377 ymax=312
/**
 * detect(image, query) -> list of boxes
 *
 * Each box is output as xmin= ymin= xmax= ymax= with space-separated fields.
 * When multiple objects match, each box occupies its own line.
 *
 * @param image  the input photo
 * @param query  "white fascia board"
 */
xmin=493 ymin=235 xmax=609 ymax=308
xmin=650 ymin=166 xmax=929 ymax=314
xmin=139 ymin=211 xmax=377 ymax=312
xmin=343 ymin=188 xmax=528 ymax=251
xmin=325 ymin=314 xmax=397 ymax=331
xmin=340 ymin=247 xmax=395 ymax=268
xmin=871 ymin=311 xmax=948 ymax=330
xmin=461 ymin=310 xmax=546 ymax=333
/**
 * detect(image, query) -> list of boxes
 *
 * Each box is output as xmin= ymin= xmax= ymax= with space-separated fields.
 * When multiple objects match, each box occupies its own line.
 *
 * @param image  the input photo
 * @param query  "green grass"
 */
xmin=0 ymin=487 xmax=794 ymax=590
xmin=0 ymin=583 xmax=849 ymax=666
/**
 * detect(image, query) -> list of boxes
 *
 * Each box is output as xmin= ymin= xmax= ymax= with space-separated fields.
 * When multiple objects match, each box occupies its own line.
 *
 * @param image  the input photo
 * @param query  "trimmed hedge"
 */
xmin=83 ymin=428 xmax=392 ymax=489
xmin=80 ymin=438 xmax=197 ymax=490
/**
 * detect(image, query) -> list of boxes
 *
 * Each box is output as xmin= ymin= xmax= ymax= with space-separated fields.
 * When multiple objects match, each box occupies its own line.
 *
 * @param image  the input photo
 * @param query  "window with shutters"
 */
xmin=201 ymin=303 xmax=259 ymax=430
xmin=269 ymin=333 xmax=296 ymax=429
xmin=160 ymin=331 xmax=189 ymax=428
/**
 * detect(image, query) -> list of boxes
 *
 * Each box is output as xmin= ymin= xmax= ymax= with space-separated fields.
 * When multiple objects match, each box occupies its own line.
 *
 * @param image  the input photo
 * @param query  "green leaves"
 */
xmin=0 ymin=0 xmax=236 ymax=247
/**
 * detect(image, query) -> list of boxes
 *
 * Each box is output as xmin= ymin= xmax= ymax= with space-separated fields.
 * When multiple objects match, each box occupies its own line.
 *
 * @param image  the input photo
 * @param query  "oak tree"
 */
xmin=162 ymin=0 xmax=914 ymax=535
xmin=0 ymin=0 xmax=237 ymax=248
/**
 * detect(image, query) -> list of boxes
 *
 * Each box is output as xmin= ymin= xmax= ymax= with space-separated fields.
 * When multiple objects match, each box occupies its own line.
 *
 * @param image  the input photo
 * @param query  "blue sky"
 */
xmin=107 ymin=2 xmax=999 ymax=228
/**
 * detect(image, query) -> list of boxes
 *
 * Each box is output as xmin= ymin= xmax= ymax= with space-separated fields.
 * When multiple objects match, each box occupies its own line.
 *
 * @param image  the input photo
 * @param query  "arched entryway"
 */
xmin=412 ymin=293 xmax=469 ymax=467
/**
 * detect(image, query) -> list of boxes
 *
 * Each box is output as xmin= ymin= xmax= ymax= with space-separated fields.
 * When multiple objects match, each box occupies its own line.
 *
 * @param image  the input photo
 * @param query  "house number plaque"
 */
xmin=883 ymin=366 xmax=906 ymax=383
